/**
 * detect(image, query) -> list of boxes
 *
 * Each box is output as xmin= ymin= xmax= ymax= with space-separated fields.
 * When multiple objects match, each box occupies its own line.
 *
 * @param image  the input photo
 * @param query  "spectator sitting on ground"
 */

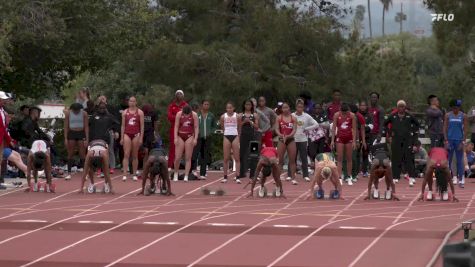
xmin=464 ymin=142 xmax=475 ymax=178
xmin=414 ymin=140 xmax=428 ymax=178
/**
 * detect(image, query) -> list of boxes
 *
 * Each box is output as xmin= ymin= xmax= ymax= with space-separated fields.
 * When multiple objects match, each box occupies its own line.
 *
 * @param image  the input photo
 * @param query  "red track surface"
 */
xmin=0 ymin=172 xmax=473 ymax=267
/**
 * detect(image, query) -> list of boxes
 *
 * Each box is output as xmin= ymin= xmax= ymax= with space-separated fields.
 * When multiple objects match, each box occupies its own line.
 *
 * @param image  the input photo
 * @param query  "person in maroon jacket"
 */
xmin=327 ymin=89 xmax=342 ymax=121
xmin=167 ymin=90 xmax=188 ymax=169
xmin=0 ymin=92 xmax=13 ymax=189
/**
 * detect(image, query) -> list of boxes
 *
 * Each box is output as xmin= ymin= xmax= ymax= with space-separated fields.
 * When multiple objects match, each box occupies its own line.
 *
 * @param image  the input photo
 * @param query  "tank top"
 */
xmin=447 ymin=112 xmax=464 ymax=141
xmin=224 ymin=113 xmax=238 ymax=136
xmin=241 ymin=113 xmax=255 ymax=125
xmin=69 ymin=111 xmax=84 ymax=129
xmin=336 ymin=113 xmax=353 ymax=139
xmin=279 ymin=115 xmax=294 ymax=136
xmin=124 ymin=109 xmax=141 ymax=135
xmin=179 ymin=113 xmax=194 ymax=134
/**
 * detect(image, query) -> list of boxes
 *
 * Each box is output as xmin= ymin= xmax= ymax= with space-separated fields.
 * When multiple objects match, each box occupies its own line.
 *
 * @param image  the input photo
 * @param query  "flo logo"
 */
xmin=431 ymin=14 xmax=454 ymax=22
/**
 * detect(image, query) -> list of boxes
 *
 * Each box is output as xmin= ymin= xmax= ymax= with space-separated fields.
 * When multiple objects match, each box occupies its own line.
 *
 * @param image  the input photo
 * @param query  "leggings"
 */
xmin=288 ymin=141 xmax=309 ymax=178
xmin=191 ymin=137 xmax=211 ymax=176
xmin=307 ymin=138 xmax=326 ymax=162
xmin=239 ymin=126 xmax=256 ymax=178
xmin=448 ymin=139 xmax=464 ymax=178
xmin=391 ymin=140 xmax=416 ymax=179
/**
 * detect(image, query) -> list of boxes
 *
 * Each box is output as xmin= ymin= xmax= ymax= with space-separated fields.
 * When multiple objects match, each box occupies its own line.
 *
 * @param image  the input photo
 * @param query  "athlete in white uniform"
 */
xmin=220 ymin=102 xmax=241 ymax=183
xmin=26 ymin=140 xmax=54 ymax=192
xmin=79 ymin=139 xmax=113 ymax=194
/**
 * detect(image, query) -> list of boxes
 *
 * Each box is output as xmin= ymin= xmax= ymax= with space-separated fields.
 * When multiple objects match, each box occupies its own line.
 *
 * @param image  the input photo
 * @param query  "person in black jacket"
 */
xmin=359 ymin=100 xmax=374 ymax=176
xmin=20 ymin=107 xmax=51 ymax=148
xmin=384 ymin=100 xmax=420 ymax=183
xmin=89 ymin=101 xmax=120 ymax=150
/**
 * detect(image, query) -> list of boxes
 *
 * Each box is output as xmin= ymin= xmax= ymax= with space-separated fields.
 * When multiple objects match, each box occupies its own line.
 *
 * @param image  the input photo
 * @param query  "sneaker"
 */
xmin=363 ymin=172 xmax=369 ymax=177
xmin=33 ymin=183 xmax=39 ymax=192
xmin=427 ymin=191 xmax=433 ymax=200
xmin=221 ymin=178 xmax=228 ymax=183
xmin=459 ymin=183 xmax=465 ymax=188
xmin=173 ymin=174 xmax=178 ymax=182
xmin=275 ymin=187 xmax=282 ymax=197
xmin=110 ymin=169 xmax=115 ymax=174
xmin=199 ymin=176 xmax=207 ymax=180
xmin=65 ymin=174 xmax=71 ymax=181
xmin=184 ymin=176 xmax=188 ymax=182
xmin=347 ymin=178 xmax=353 ymax=186
xmin=442 ymin=191 xmax=449 ymax=201
xmin=87 ymin=183 xmax=95 ymax=193
xmin=286 ymin=177 xmax=292 ymax=181
xmin=103 ymin=183 xmax=111 ymax=194
xmin=409 ymin=178 xmax=414 ymax=187
xmin=77 ymin=168 xmax=84 ymax=172
xmin=235 ymin=179 xmax=241 ymax=184
xmin=132 ymin=175 xmax=138 ymax=181
xmin=339 ymin=179 xmax=343 ymax=185
xmin=453 ymin=176 xmax=458 ymax=185
xmin=291 ymin=180 xmax=298 ymax=185
xmin=385 ymin=190 xmax=392 ymax=200
xmin=393 ymin=179 xmax=399 ymax=184
xmin=373 ymin=189 xmax=379 ymax=199
xmin=122 ymin=176 xmax=127 ymax=181
xmin=352 ymin=177 xmax=357 ymax=183
xmin=258 ymin=187 xmax=266 ymax=198
xmin=304 ymin=177 xmax=311 ymax=182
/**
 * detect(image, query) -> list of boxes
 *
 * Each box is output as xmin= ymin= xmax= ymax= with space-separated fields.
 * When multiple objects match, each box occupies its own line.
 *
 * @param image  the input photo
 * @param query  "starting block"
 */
xmin=29 ymin=182 xmax=55 ymax=193
xmin=144 ymin=184 xmax=169 ymax=196
xmin=258 ymin=186 xmax=282 ymax=198
xmin=202 ymin=187 xmax=225 ymax=196
xmin=87 ymin=183 xmax=111 ymax=194
xmin=313 ymin=189 xmax=340 ymax=200
xmin=423 ymin=191 xmax=452 ymax=201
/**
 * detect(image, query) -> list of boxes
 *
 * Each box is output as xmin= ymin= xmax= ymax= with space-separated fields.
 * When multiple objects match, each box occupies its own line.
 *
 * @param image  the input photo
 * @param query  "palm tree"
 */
xmin=380 ymin=0 xmax=392 ymax=36
xmin=367 ymin=0 xmax=372 ymax=39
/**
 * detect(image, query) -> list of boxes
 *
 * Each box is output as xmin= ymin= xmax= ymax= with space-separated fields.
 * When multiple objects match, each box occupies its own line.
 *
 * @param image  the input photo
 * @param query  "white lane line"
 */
xmin=339 ymin=226 xmax=376 ymax=230
xmin=78 ymin=221 xmax=113 ymax=224
xmin=208 ymin=223 xmax=245 ymax=227
xmin=11 ymin=219 xmax=47 ymax=223
xmin=143 ymin=222 xmax=178 ymax=225
xmin=273 ymin=224 xmax=309 ymax=228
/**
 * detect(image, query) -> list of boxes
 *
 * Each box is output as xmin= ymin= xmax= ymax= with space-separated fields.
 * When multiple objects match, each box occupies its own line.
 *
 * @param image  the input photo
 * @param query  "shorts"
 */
xmin=224 ymin=135 xmax=237 ymax=143
xmin=336 ymin=135 xmax=353 ymax=144
xmin=67 ymin=130 xmax=86 ymax=141
xmin=143 ymin=132 xmax=155 ymax=150
xmin=3 ymin=148 xmax=12 ymax=159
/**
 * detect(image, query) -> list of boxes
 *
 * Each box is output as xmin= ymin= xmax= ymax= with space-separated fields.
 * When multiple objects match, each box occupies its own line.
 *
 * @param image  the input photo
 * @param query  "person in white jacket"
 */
xmin=286 ymin=99 xmax=319 ymax=183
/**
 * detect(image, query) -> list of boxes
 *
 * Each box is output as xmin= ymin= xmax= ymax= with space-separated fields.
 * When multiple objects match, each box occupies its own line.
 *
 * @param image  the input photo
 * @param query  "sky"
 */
xmin=341 ymin=0 xmax=434 ymax=37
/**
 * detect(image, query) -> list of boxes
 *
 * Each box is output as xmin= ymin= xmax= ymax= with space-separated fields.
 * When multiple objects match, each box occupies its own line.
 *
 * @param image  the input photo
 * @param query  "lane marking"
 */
xmin=273 ymin=224 xmax=309 ymax=228
xmin=78 ymin=221 xmax=113 ymax=224
xmin=339 ymin=226 xmax=376 ymax=230
xmin=208 ymin=223 xmax=245 ymax=227
xmin=11 ymin=219 xmax=47 ymax=223
xmin=143 ymin=222 xmax=178 ymax=225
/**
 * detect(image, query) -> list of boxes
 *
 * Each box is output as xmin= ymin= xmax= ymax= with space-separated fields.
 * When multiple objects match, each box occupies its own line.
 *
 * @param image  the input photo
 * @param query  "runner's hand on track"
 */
xmin=418 ymin=196 xmax=424 ymax=201
xmin=364 ymin=196 xmax=371 ymax=200
xmin=453 ymin=196 xmax=459 ymax=202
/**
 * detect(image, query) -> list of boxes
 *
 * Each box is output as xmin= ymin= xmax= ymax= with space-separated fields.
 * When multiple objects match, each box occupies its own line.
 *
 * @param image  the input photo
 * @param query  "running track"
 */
xmin=0 ymin=172 xmax=472 ymax=267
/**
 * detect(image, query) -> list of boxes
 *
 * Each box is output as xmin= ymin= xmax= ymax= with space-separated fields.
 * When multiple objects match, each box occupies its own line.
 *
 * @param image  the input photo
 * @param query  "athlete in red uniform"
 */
xmin=247 ymin=146 xmax=285 ymax=198
xmin=167 ymin=90 xmax=187 ymax=168
xmin=419 ymin=147 xmax=458 ymax=201
xmin=275 ymin=102 xmax=297 ymax=184
xmin=120 ymin=96 xmax=144 ymax=181
xmin=331 ymin=103 xmax=357 ymax=184
xmin=173 ymin=105 xmax=199 ymax=182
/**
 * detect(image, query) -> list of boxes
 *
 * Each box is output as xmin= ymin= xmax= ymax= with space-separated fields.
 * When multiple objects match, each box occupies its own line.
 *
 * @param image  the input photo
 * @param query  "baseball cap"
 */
xmin=175 ymin=90 xmax=184 ymax=96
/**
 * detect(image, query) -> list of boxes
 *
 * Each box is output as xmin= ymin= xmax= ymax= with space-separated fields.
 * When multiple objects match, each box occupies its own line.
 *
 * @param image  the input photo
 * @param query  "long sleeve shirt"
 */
xmin=426 ymin=106 xmax=444 ymax=135
xmin=384 ymin=112 xmax=420 ymax=145
xmin=293 ymin=112 xmax=319 ymax=143
xmin=198 ymin=111 xmax=217 ymax=138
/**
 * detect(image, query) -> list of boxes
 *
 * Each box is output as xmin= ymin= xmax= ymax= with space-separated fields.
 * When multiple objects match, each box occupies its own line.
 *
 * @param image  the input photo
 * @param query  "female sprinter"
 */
xmin=64 ymin=103 xmax=89 ymax=180
xmin=173 ymin=105 xmax=199 ymax=182
xmin=276 ymin=102 xmax=298 ymax=185
xmin=238 ymin=99 xmax=259 ymax=183
xmin=331 ymin=102 xmax=357 ymax=185
xmin=120 ymin=96 xmax=144 ymax=181
xmin=221 ymin=102 xmax=241 ymax=183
